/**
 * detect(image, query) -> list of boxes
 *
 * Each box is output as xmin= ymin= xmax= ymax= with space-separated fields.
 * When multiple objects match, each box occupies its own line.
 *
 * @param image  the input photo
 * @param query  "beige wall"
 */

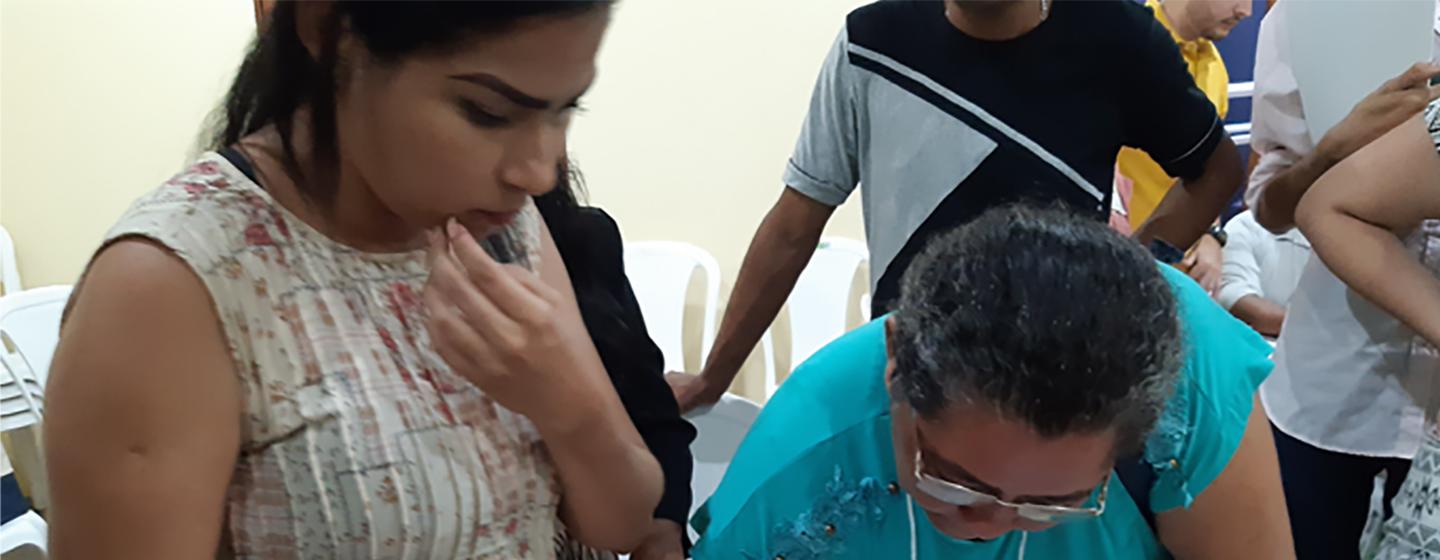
xmin=0 ymin=0 xmax=868 ymax=401
xmin=0 ymin=0 xmax=257 ymax=288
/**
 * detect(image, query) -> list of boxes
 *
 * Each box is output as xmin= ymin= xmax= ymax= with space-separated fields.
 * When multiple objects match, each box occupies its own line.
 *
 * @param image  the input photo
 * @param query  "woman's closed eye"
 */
xmin=457 ymin=98 xmax=510 ymax=128
xmin=457 ymin=98 xmax=585 ymax=129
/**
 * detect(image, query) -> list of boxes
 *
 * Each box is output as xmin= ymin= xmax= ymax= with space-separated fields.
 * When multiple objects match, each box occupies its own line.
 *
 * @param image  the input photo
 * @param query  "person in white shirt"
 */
xmin=1215 ymin=209 xmax=1310 ymax=337
xmin=1245 ymin=2 xmax=1440 ymax=558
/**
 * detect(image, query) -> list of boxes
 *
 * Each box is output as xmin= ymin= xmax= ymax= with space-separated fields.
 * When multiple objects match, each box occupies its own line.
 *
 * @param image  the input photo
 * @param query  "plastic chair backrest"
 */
xmin=0 ymin=348 xmax=43 ymax=434
xmin=757 ymin=329 xmax=780 ymax=399
xmin=623 ymin=242 xmax=720 ymax=373
xmin=0 ymin=510 xmax=49 ymax=559
xmin=0 ymin=226 xmax=20 ymax=296
xmin=0 ymin=343 xmax=49 ymax=537
xmin=684 ymin=393 xmax=761 ymax=542
xmin=0 ymin=285 xmax=73 ymax=387
xmin=787 ymin=237 xmax=867 ymax=371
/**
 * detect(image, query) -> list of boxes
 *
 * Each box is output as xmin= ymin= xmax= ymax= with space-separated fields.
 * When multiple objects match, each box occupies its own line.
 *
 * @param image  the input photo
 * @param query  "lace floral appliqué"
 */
xmin=766 ymin=466 xmax=889 ymax=560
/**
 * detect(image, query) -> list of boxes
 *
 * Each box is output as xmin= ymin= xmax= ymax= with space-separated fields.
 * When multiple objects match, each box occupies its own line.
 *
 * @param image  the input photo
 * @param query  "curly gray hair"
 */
xmin=890 ymin=205 xmax=1183 ymax=457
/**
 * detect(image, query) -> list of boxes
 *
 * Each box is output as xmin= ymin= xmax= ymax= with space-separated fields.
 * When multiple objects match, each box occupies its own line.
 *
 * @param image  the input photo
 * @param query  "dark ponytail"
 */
xmin=207 ymin=1 xmax=608 ymax=206
xmin=210 ymin=2 xmax=340 ymax=201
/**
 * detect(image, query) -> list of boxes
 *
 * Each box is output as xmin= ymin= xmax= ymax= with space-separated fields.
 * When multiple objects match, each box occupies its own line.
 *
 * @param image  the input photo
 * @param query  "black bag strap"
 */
xmin=1114 ymin=455 xmax=1158 ymax=534
xmin=218 ymin=146 xmax=260 ymax=184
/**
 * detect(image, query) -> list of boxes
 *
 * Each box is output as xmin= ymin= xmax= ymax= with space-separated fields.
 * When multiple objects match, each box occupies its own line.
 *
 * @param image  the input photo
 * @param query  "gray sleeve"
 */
xmin=782 ymin=28 xmax=861 ymax=207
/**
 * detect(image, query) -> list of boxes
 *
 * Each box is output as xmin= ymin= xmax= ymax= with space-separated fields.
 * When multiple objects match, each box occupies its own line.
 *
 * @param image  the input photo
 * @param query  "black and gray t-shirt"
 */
xmin=786 ymin=0 xmax=1224 ymax=313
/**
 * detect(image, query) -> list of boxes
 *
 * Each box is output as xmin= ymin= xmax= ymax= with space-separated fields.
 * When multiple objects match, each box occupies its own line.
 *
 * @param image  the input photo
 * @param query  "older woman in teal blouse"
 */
xmin=691 ymin=206 xmax=1294 ymax=559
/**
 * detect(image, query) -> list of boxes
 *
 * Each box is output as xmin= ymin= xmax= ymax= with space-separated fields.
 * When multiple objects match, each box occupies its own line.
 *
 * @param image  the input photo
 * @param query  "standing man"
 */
xmin=1243 ymin=1 xmax=1440 ymax=557
xmin=1117 ymin=0 xmax=1253 ymax=293
xmin=671 ymin=0 xmax=1246 ymax=411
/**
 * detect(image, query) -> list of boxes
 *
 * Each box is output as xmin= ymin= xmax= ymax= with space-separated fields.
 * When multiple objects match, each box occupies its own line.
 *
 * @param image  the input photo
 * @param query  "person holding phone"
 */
xmin=43 ymin=3 xmax=664 ymax=558
xmin=1115 ymin=0 xmax=1254 ymax=295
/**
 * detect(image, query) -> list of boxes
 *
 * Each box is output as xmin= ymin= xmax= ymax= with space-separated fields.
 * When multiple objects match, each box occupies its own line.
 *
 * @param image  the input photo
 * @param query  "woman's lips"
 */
xmin=455 ymin=210 xmax=519 ymax=236
xmin=471 ymin=210 xmax=517 ymax=227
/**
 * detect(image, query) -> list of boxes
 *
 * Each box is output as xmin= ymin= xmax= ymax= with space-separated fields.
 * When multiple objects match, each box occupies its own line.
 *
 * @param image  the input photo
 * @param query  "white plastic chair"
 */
xmin=623 ymin=242 xmax=720 ymax=373
xmin=0 ymin=285 xmax=73 ymax=387
xmin=0 ymin=353 xmax=42 ymax=430
xmin=786 ymin=237 xmax=868 ymax=372
xmin=756 ymin=329 xmax=781 ymax=399
xmin=0 ymin=226 xmax=20 ymax=296
xmin=0 ymin=349 xmax=48 ymax=559
xmin=0 ymin=347 xmax=43 ymax=436
xmin=684 ymin=393 xmax=762 ymax=542
xmin=0 ymin=511 xmax=47 ymax=560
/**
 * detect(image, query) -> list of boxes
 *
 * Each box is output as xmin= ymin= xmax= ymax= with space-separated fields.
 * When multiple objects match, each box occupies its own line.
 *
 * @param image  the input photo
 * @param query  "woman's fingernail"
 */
xmin=446 ymin=219 xmax=466 ymax=241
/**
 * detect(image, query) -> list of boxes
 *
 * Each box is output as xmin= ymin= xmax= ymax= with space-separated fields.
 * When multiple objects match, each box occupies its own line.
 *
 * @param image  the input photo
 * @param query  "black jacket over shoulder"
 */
xmin=537 ymin=199 xmax=698 ymax=536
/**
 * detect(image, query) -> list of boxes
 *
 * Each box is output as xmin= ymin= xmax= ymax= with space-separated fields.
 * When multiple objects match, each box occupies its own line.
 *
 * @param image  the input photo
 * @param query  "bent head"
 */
xmin=1176 ymin=0 xmax=1252 ymax=41
xmin=885 ymin=205 xmax=1183 ymax=541
xmin=216 ymin=1 xmax=612 ymax=238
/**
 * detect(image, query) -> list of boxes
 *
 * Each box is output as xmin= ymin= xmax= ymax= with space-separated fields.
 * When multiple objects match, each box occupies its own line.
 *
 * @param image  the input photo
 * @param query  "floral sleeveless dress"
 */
xmin=102 ymin=153 xmax=563 ymax=559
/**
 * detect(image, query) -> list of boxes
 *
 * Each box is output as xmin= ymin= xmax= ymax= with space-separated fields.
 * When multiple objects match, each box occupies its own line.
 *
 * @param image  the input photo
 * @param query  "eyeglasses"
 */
xmin=911 ymin=446 xmax=1110 ymax=524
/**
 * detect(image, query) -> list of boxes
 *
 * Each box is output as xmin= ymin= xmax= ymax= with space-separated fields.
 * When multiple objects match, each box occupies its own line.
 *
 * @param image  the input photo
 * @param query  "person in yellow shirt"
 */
xmin=1118 ymin=0 xmax=1253 ymax=293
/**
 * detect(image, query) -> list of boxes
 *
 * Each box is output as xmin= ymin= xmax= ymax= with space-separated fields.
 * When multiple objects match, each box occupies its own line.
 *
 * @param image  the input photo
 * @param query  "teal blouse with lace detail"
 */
xmin=691 ymin=265 xmax=1273 ymax=559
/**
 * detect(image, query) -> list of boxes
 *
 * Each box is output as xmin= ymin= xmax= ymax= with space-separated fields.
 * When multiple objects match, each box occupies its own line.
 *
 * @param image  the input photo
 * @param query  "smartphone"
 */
xmin=1147 ymin=239 xmax=1185 ymax=265
xmin=477 ymin=228 xmax=533 ymax=270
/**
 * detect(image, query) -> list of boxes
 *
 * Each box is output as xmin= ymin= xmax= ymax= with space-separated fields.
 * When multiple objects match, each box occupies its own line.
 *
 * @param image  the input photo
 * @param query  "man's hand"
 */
xmin=667 ymin=371 xmax=726 ymax=414
xmin=1317 ymin=63 xmax=1440 ymax=164
xmin=1253 ymin=63 xmax=1440 ymax=234
xmin=1181 ymin=234 xmax=1224 ymax=296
